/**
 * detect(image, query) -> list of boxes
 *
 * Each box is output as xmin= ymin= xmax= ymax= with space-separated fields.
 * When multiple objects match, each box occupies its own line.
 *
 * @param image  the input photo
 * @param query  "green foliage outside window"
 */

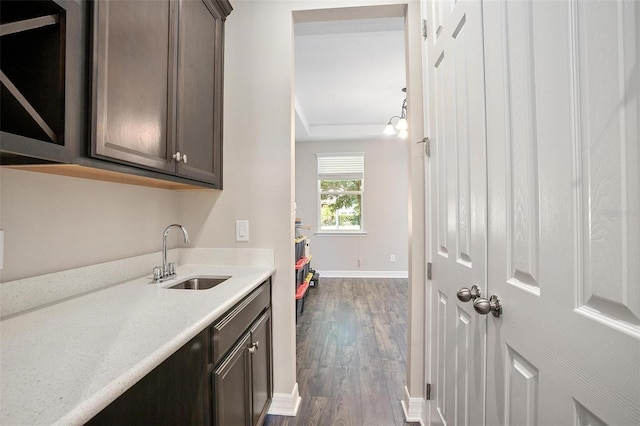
xmin=320 ymin=179 xmax=362 ymax=230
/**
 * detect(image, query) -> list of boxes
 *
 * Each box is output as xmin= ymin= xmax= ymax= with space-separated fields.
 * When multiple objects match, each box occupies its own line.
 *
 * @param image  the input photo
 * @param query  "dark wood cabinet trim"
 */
xmin=212 ymin=281 xmax=271 ymax=365
xmin=250 ymin=308 xmax=273 ymax=426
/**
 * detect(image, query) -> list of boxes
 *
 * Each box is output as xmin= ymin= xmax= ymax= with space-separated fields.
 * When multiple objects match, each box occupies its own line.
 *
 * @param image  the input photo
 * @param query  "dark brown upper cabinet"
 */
xmin=91 ymin=0 xmax=231 ymax=188
xmin=0 ymin=0 xmax=84 ymax=164
xmin=90 ymin=0 xmax=176 ymax=173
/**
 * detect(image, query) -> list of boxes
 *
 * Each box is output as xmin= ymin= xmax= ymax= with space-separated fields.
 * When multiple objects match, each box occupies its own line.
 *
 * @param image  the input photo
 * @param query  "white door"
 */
xmin=425 ymin=0 xmax=488 ymax=424
xmin=482 ymin=0 xmax=640 ymax=425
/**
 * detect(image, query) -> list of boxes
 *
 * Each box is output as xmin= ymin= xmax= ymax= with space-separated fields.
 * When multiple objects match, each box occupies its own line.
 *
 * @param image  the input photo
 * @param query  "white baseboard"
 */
xmin=316 ymin=270 xmax=408 ymax=278
xmin=268 ymin=382 xmax=301 ymax=416
xmin=401 ymin=385 xmax=424 ymax=423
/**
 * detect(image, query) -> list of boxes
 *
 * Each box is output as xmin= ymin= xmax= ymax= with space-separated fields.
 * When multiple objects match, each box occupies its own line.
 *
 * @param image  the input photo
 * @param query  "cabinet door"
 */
xmin=250 ymin=309 xmax=272 ymax=426
xmin=90 ymin=0 xmax=176 ymax=173
xmin=175 ymin=0 xmax=224 ymax=186
xmin=0 ymin=0 xmax=83 ymax=164
xmin=87 ymin=330 xmax=209 ymax=425
xmin=213 ymin=333 xmax=250 ymax=426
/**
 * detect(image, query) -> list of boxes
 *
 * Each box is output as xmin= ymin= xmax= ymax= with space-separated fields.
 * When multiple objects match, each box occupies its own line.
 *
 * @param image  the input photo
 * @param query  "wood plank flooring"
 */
xmin=265 ymin=277 xmax=420 ymax=426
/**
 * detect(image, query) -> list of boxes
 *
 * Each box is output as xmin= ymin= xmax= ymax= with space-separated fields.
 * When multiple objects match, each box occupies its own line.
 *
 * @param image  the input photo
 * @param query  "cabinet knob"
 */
xmin=172 ymin=152 xmax=188 ymax=163
xmin=248 ymin=342 xmax=259 ymax=354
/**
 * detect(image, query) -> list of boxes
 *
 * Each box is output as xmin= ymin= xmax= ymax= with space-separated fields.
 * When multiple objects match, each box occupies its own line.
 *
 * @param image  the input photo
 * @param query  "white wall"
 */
xmin=0 ymin=168 xmax=180 ymax=282
xmin=295 ymin=139 xmax=408 ymax=275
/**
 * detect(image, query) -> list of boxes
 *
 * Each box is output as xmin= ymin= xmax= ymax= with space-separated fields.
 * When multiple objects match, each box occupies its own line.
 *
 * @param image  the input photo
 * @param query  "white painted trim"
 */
xmin=401 ymin=385 xmax=424 ymax=423
xmin=294 ymin=96 xmax=310 ymax=135
xmin=314 ymin=231 xmax=368 ymax=236
xmin=267 ymin=382 xmax=301 ymax=416
xmin=317 ymin=270 xmax=408 ymax=278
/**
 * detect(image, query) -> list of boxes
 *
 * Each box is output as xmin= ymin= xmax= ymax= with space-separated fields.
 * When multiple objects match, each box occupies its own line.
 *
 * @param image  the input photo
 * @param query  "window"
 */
xmin=317 ymin=153 xmax=364 ymax=232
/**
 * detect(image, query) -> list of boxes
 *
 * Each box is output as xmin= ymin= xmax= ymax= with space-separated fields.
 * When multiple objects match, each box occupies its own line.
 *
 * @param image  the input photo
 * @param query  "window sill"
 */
xmin=315 ymin=231 xmax=368 ymax=237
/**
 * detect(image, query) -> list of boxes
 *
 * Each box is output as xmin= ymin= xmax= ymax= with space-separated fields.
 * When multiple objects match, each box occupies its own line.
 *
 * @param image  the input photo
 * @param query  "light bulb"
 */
xmin=383 ymin=123 xmax=396 ymax=135
xmin=395 ymin=118 xmax=408 ymax=130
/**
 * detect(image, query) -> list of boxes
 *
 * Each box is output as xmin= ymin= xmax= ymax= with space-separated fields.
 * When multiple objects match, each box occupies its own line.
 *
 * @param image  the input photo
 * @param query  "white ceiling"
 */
xmin=294 ymin=15 xmax=406 ymax=142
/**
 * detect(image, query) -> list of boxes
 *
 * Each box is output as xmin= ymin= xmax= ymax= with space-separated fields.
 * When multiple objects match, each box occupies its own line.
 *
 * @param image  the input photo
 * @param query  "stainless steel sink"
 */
xmin=168 ymin=276 xmax=230 ymax=290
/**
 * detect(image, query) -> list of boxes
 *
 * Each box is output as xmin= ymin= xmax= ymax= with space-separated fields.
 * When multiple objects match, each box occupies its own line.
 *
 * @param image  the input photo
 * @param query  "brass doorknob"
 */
xmin=473 ymin=295 xmax=502 ymax=317
xmin=457 ymin=285 xmax=482 ymax=302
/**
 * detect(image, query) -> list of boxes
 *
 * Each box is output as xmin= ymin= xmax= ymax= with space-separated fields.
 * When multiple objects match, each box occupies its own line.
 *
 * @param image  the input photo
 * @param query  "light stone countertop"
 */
xmin=0 ymin=263 xmax=275 ymax=425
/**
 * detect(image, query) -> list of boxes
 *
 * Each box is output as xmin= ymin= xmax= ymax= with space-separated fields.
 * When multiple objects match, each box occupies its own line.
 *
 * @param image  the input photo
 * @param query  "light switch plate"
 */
xmin=236 ymin=220 xmax=249 ymax=242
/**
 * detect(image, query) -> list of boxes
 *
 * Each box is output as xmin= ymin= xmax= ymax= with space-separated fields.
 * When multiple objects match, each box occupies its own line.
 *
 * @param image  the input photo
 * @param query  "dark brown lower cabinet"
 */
xmin=213 ymin=333 xmax=251 ymax=426
xmin=212 ymin=308 xmax=272 ymax=426
xmin=87 ymin=279 xmax=272 ymax=426
xmin=250 ymin=309 xmax=272 ymax=426
xmin=87 ymin=329 xmax=209 ymax=426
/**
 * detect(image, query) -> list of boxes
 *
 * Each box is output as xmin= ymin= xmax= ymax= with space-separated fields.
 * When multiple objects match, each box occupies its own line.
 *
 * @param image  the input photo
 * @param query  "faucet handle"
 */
xmin=153 ymin=267 xmax=162 ymax=282
xmin=168 ymin=262 xmax=176 ymax=276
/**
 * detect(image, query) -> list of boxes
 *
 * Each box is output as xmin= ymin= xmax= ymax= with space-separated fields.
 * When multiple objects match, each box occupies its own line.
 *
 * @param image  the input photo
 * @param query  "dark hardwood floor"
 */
xmin=265 ymin=277 xmax=420 ymax=426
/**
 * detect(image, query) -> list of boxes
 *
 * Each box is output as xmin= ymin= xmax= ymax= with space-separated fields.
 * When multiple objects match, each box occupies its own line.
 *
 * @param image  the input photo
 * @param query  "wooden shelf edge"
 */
xmin=3 ymin=164 xmax=213 ymax=191
xmin=0 ymin=14 xmax=59 ymax=37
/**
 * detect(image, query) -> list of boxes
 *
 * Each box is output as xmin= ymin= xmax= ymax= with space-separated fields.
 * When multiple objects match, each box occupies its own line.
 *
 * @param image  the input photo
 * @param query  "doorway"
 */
xmin=292 ymin=5 xmax=410 ymax=279
xmin=289 ymin=3 xmax=417 ymax=422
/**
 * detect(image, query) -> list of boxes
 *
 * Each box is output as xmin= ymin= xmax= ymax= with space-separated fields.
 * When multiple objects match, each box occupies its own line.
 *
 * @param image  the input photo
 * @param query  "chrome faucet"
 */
xmin=153 ymin=224 xmax=190 ymax=283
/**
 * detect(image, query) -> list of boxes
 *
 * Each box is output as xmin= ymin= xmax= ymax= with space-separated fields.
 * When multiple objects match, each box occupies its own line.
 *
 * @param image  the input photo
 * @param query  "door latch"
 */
xmin=416 ymin=137 xmax=431 ymax=157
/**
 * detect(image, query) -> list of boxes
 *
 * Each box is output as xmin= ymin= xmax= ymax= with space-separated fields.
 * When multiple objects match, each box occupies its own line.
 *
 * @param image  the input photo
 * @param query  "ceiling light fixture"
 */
xmin=383 ymin=88 xmax=408 ymax=139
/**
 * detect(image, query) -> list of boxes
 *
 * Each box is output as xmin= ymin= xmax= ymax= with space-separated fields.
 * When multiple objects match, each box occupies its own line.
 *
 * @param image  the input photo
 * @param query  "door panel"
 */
xmin=91 ymin=0 xmax=176 ymax=172
xmin=213 ymin=334 xmax=250 ymax=426
xmin=426 ymin=1 xmax=488 ymax=424
xmin=484 ymin=1 xmax=640 ymax=425
xmin=576 ymin=0 xmax=640 ymax=326
xmin=435 ymin=291 xmax=448 ymax=421
xmin=176 ymin=0 xmax=224 ymax=185
xmin=250 ymin=309 xmax=272 ymax=426
xmin=434 ymin=50 xmax=449 ymax=257
xmin=454 ymin=307 xmax=472 ymax=425
xmin=504 ymin=346 xmax=539 ymax=426
xmin=501 ymin=0 xmax=541 ymax=292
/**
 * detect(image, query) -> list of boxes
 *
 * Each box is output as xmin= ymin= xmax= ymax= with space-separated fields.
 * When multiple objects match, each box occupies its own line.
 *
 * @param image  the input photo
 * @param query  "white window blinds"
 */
xmin=316 ymin=153 xmax=364 ymax=180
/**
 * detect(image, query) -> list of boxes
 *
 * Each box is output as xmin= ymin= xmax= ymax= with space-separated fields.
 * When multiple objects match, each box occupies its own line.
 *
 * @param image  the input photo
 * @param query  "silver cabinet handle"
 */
xmin=473 ymin=295 xmax=502 ymax=317
xmin=457 ymin=285 xmax=482 ymax=302
xmin=173 ymin=152 xmax=188 ymax=163
xmin=248 ymin=341 xmax=259 ymax=354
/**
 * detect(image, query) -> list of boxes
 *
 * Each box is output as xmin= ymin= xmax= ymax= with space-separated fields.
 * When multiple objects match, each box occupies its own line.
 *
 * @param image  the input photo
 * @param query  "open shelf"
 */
xmin=1 ymin=0 xmax=65 ymax=145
